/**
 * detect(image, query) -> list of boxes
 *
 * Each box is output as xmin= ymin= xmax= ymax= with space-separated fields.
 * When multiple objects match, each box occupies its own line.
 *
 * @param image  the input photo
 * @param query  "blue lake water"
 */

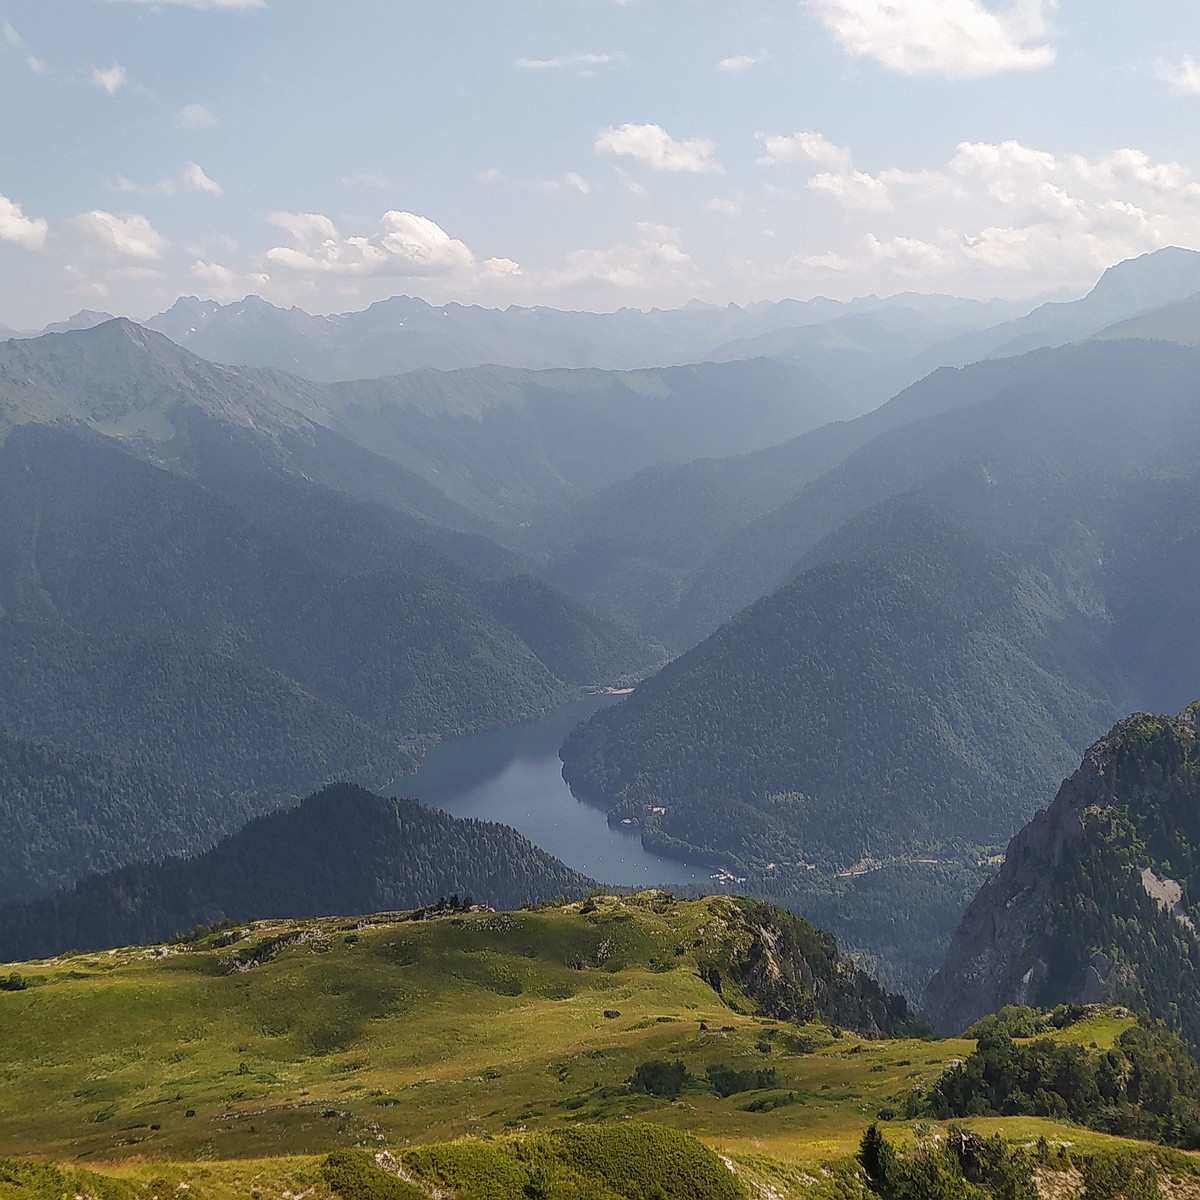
xmin=388 ymin=694 xmax=709 ymax=887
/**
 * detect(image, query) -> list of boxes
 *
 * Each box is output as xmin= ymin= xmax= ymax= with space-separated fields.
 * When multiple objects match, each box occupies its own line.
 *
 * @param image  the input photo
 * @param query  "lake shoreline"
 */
xmin=384 ymin=693 xmax=711 ymax=888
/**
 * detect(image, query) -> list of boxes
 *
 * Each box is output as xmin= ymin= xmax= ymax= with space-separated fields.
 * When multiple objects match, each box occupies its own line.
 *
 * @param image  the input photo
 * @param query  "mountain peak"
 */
xmin=1085 ymin=245 xmax=1200 ymax=311
xmin=76 ymin=315 xmax=179 ymax=356
xmin=42 ymin=309 xmax=117 ymax=335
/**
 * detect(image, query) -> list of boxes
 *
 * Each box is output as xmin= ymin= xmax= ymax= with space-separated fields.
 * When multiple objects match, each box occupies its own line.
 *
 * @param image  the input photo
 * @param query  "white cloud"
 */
xmin=708 ymin=194 xmax=744 ymax=218
xmin=494 ymin=171 xmax=593 ymax=195
xmin=482 ymin=257 xmax=521 ymax=277
xmin=1069 ymin=147 xmax=1200 ymax=194
xmin=949 ymin=139 xmax=1076 ymax=222
xmin=515 ymin=52 xmax=615 ymax=71
xmin=863 ymin=232 xmax=947 ymax=272
xmin=188 ymin=259 xmax=260 ymax=301
xmin=810 ymin=169 xmax=891 ymax=210
xmin=613 ymin=167 xmax=646 ymax=197
xmin=191 ymin=260 xmax=237 ymax=286
xmin=0 ymin=194 xmax=48 ymax=250
xmin=91 ymin=63 xmax=128 ymax=94
xmin=718 ymin=52 xmax=766 ymax=73
xmin=556 ymin=222 xmax=693 ymax=289
xmin=805 ymin=0 xmax=1057 ymax=80
xmin=75 ymin=211 xmax=167 ymax=260
xmin=797 ymin=251 xmax=851 ymax=273
xmin=4 ymin=24 xmax=46 ymax=74
xmin=596 ymin=123 xmax=718 ymax=173
xmin=1157 ymin=56 xmax=1200 ymax=94
xmin=176 ymin=103 xmax=218 ymax=129
xmin=757 ymin=131 xmax=889 ymax=210
xmin=182 ymin=161 xmax=223 ymax=196
xmin=110 ymin=162 xmax=224 ymax=198
xmin=756 ymin=130 xmax=851 ymax=169
xmin=264 ymin=209 xmax=486 ymax=278
xmin=745 ymin=127 xmax=1200 ymax=302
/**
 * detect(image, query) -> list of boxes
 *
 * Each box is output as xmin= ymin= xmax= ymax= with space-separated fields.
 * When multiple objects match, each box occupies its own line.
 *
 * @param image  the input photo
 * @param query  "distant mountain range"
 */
xmin=0 ymin=319 xmax=850 ymax=551
xmin=10 ymin=247 xmax=1200 ymax=414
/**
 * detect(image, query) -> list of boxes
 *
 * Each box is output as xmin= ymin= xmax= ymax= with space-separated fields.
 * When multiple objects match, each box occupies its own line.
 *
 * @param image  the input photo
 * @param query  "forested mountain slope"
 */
xmin=926 ymin=702 xmax=1200 ymax=1043
xmin=0 ymin=424 xmax=649 ymax=731
xmin=0 ymin=424 xmax=652 ymax=905
xmin=562 ymin=501 xmax=1116 ymax=871
xmin=670 ymin=338 xmax=1200 ymax=643
xmin=0 ymin=320 xmax=852 ymax=551
xmin=545 ymin=345 xmax=1059 ymax=638
xmin=319 ymin=357 xmax=852 ymax=533
xmin=0 ymin=732 xmax=227 ymax=908
xmin=0 ymin=318 xmax=497 ymax=539
xmin=559 ymin=339 xmax=1200 ymax=987
xmin=0 ymin=784 xmax=597 ymax=961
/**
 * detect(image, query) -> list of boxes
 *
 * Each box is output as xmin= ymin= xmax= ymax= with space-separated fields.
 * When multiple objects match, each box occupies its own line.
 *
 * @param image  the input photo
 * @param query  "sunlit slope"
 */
xmin=0 ymin=893 xmax=912 ymax=1162
xmin=4 ymin=893 xmax=1198 ymax=1199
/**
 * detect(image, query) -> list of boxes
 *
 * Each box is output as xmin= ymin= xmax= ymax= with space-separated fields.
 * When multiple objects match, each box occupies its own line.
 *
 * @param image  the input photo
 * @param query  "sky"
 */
xmin=4 ymin=0 xmax=1200 ymax=327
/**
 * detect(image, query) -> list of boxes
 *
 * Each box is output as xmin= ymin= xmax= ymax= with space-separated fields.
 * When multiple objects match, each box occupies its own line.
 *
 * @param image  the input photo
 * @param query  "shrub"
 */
xmin=629 ymin=1059 xmax=689 ymax=1099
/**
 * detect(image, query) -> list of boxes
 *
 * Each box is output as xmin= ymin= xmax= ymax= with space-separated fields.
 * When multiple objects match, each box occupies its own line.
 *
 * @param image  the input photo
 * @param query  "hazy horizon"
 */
xmin=4 ymin=3 xmax=1200 ymax=327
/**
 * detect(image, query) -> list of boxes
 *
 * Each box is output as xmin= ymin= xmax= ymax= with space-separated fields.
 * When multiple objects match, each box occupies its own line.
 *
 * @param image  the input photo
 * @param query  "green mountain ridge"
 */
xmin=562 ymin=501 xmax=1116 ymax=870
xmin=925 ymin=701 xmax=1200 ymax=1045
xmin=0 ymin=783 xmax=598 ymax=961
xmin=671 ymin=338 xmax=1200 ymax=644
xmin=0 ymin=423 xmax=652 ymax=906
xmin=557 ymin=335 xmax=1200 ymax=989
xmin=1 ymin=320 xmax=852 ymax=557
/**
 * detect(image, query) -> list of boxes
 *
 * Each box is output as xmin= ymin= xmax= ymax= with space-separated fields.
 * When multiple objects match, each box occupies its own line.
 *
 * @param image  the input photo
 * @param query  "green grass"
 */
xmin=0 ymin=893 xmax=1194 ymax=1199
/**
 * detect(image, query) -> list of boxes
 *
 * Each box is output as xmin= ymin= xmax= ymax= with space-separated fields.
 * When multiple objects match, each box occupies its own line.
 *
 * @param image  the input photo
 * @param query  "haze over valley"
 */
xmin=6 ymin=2 xmax=1200 ymax=1196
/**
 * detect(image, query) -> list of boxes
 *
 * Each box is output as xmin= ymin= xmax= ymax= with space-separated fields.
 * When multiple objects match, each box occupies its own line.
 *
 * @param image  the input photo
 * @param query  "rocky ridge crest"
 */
xmin=924 ymin=703 xmax=1200 ymax=1035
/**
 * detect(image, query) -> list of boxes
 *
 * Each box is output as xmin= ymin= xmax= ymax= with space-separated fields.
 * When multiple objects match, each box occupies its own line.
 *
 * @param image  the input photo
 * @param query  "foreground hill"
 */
xmin=3 ymin=895 xmax=1198 ymax=1198
xmin=0 ymin=894 xmax=915 ymax=1163
xmin=926 ymin=702 xmax=1200 ymax=1043
xmin=0 ymin=783 xmax=598 ymax=961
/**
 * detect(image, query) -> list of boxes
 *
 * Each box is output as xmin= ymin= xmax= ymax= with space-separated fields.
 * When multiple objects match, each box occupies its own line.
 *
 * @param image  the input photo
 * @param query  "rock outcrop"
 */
xmin=924 ymin=703 xmax=1200 ymax=1038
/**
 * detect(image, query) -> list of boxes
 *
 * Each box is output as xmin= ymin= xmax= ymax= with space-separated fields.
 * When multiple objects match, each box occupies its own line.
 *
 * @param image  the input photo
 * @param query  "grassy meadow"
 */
xmin=0 ymin=892 xmax=1193 ymax=1199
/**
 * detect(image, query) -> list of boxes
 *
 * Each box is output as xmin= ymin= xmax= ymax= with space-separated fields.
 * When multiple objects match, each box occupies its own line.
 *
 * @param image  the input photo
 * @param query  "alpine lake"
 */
xmin=388 ymin=693 xmax=709 ymax=887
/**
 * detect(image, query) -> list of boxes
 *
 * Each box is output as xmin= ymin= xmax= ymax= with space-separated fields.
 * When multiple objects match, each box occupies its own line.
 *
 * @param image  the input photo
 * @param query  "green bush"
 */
xmin=628 ymin=1059 xmax=689 ymax=1099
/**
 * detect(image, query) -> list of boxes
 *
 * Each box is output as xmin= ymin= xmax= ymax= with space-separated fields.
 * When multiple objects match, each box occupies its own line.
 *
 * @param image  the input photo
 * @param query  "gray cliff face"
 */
xmin=922 ymin=718 xmax=1136 ymax=1035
